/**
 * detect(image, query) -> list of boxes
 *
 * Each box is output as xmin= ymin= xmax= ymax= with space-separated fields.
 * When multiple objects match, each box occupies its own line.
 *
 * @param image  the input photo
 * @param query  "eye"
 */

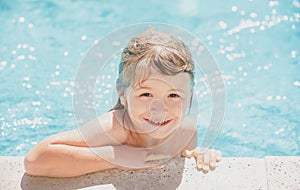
xmin=168 ymin=93 xmax=180 ymax=98
xmin=140 ymin=93 xmax=152 ymax=97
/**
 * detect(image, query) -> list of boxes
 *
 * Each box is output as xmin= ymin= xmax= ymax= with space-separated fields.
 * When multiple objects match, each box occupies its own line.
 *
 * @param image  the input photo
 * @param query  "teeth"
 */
xmin=149 ymin=120 xmax=166 ymax=125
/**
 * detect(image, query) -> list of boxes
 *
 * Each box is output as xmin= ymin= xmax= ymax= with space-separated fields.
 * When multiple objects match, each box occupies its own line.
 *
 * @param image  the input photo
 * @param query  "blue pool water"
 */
xmin=0 ymin=0 xmax=299 ymax=157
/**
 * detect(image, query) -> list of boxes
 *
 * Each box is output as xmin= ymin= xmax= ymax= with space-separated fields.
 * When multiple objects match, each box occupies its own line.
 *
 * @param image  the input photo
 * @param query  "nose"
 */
xmin=149 ymin=99 xmax=167 ymax=122
xmin=149 ymin=99 xmax=167 ymax=113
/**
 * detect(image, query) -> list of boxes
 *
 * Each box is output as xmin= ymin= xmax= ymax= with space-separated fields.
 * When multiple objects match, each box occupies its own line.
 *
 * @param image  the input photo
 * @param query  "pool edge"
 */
xmin=0 ymin=156 xmax=299 ymax=189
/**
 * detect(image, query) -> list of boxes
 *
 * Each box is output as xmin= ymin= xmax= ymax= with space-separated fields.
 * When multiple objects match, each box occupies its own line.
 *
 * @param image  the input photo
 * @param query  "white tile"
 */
xmin=178 ymin=157 xmax=268 ymax=190
xmin=265 ymin=156 xmax=300 ymax=190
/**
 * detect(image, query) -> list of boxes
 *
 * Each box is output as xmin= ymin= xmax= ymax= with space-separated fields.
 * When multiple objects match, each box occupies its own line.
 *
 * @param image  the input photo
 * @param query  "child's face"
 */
xmin=123 ymin=71 xmax=192 ymax=139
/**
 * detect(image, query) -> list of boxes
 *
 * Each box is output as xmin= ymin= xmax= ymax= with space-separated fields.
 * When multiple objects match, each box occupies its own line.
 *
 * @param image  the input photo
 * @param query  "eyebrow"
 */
xmin=135 ymin=86 xmax=151 ymax=90
xmin=135 ymin=86 xmax=185 ymax=92
xmin=170 ymin=89 xmax=185 ymax=92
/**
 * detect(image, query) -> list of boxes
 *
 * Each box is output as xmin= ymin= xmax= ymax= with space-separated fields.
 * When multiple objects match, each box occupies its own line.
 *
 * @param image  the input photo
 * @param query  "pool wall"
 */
xmin=1 ymin=156 xmax=299 ymax=189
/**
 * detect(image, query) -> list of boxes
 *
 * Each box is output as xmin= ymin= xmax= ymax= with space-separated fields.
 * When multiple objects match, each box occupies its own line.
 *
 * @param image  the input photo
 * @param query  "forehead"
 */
xmin=137 ymin=72 xmax=192 ymax=90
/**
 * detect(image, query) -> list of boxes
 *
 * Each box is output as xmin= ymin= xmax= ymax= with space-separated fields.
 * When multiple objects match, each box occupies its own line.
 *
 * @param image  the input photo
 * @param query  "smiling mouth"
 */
xmin=144 ymin=118 xmax=172 ymax=127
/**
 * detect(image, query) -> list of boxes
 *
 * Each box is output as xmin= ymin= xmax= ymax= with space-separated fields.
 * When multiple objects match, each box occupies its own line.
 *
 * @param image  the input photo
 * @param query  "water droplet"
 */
xmin=81 ymin=35 xmax=87 ymax=41
xmin=232 ymin=6 xmax=238 ymax=12
xmin=28 ymin=23 xmax=33 ymax=28
xmin=264 ymin=65 xmax=269 ymax=70
xmin=260 ymin=25 xmax=266 ymax=31
xmin=266 ymin=96 xmax=272 ymax=100
xmin=250 ymin=12 xmax=257 ymax=18
xmin=275 ymin=128 xmax=284 ymax=135
xmin=206 ymin=35 xmax=212 ymax=40
xmin=291 ymin=50 xmax=297 ymax=58
xmin=291 ymin=24 xmax=296 ymax=29
xmin=293 ymin=81 xmax=300 ymax=86
xmin=18 ymin=55 xmax=25 ymax=60
xmin=1 ymin=61 xmax=7 ymax=67
xmin=269 ymin=1 xmax=279 ymax=7
xmin=23 ymin=76 xmax=30 ymax=81
xmin=19 ymin=17 xmax=25 ymax=23
xmin=32 ymin=101 xmax=41 ymax=106
xmin=29 ymin=47 xmax=35 ymax=52
xmin=219 ymin=21 xmax=227 ymax=29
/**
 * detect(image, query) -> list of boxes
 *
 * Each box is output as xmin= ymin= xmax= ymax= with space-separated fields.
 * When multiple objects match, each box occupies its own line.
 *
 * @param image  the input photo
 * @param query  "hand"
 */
xmin=182 ymin=147 xmax=222 ymax=172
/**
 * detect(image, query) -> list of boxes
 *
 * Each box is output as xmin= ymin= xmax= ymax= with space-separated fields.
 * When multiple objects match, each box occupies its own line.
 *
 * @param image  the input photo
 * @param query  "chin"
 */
xmin=148 ymin=122 xmax=179 ymax=139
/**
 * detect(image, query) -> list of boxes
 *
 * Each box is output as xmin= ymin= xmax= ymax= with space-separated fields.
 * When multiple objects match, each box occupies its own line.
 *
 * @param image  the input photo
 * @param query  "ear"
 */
xmin=120 ymin=95 xmax=126 ymax=107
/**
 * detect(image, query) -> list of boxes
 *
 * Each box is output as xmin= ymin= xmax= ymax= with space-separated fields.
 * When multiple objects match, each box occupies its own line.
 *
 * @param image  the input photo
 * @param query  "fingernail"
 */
xmin=210 ymin=162 xmax=216 ymax=167
xmin=203 ymin=165 xmax=209 ymax=171
xmin=197 ymin=164 xmax=203 ymax=169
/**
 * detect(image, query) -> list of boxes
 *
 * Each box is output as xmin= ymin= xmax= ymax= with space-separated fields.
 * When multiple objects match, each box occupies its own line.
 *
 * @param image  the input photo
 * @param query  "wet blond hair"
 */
xmin=112 ymin=30 xmax=194 ymax=110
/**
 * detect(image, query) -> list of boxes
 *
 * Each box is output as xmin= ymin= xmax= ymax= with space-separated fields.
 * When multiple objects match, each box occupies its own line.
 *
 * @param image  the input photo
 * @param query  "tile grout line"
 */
xmin=263 ymin=157 xmax=270 ymax=190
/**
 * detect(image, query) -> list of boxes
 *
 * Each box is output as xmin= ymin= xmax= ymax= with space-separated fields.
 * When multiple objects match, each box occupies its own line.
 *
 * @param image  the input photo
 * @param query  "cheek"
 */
xmin=167 ymin=99 xmax=189 ymax=116
xmin=127 ymin=97 xmax=149 ymax=114
xmin=166 ymin=101 xmax=183 ymax=115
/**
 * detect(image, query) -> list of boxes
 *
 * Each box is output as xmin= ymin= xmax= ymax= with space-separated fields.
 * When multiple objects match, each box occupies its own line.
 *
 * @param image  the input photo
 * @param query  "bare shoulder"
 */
xmin=154 ymin=117 xmax=197 ymax=153
xmin=173 ymin=117 xmax=197 ymax=150
xmin=78 ymin=110 xmax=128 ymax=146
xmin=173 ymin=117 xmax=197 ymax=148
xmin=179 ymin=117 xmax=197 ymax=133
xmin=109 ymin=110 xmax=129 ymax=144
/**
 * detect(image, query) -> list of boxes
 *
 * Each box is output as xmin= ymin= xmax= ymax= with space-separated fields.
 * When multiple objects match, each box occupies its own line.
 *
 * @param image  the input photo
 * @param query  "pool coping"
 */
xmin=0 ymin=156 xmax=299 ymax=190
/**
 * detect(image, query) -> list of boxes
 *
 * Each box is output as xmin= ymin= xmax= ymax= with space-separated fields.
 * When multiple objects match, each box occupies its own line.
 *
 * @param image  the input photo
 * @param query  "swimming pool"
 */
xmin=0 ymin=0 xmax=299 ymax=157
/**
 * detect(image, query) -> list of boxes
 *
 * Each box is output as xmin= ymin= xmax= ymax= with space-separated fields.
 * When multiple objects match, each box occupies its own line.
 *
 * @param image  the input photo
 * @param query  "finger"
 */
xmin=202 ymin=152 xmax=210 ymax=171
xmin=192 ymin=147 xmax=207 ymax=155
xmin=182 ymin=149 xmax=193 ymax=158
xmin=209 ymin=151 xmax=217 ymax=168
xmin=195 ymin=154 xmax=204 ymax=170
xmin=216 ymin=151 xmax=222 ymax=162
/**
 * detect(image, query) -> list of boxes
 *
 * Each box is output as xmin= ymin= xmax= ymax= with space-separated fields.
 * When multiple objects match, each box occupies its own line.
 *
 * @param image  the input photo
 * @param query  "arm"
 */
xmin=180 ymin=118 xmax=222 ymax=172
xmin=24 ymin=112 xmax=127 ymax=177
xmin=24 ymin=130 xmax=170 ymax=177
xmin=24 ymin=135 xmax=117 ymax=177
